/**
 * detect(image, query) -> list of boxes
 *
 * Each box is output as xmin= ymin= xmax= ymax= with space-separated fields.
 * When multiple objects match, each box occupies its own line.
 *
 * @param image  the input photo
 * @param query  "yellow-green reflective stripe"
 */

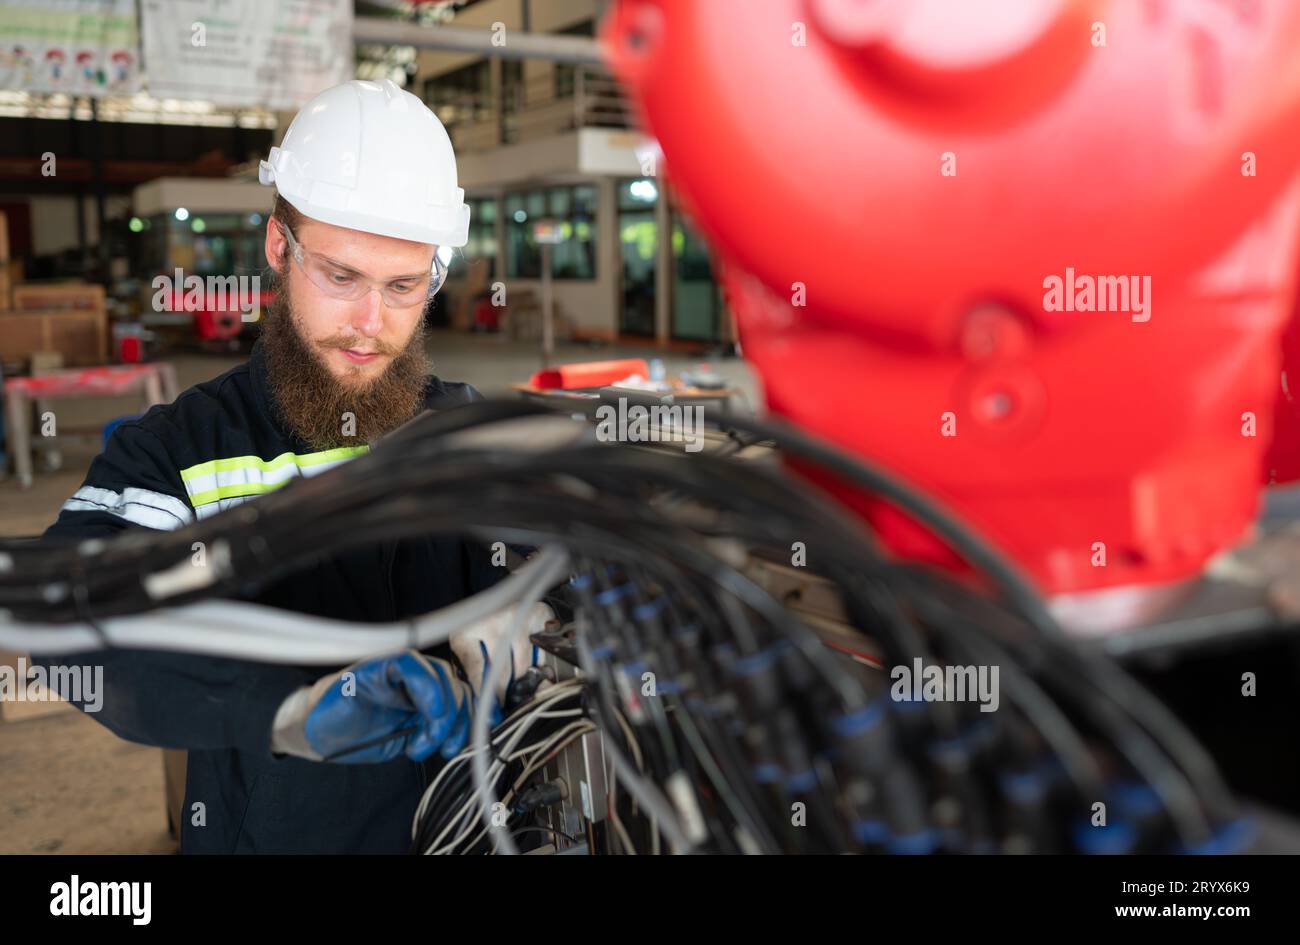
xmin=187 ymin=481 xmax=282 ymax=508
xmin=179 ymin=446 xmax=369 ymax=482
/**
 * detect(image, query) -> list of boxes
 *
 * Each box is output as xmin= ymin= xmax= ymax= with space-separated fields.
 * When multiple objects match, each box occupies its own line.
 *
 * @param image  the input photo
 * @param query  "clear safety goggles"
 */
xmin=281 ymin=222 xmax=450 ymax=308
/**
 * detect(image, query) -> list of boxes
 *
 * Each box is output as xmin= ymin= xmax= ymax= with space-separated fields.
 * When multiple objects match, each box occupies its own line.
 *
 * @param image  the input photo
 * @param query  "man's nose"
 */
xmin=350 ymin=287 xmax=386 ymax=338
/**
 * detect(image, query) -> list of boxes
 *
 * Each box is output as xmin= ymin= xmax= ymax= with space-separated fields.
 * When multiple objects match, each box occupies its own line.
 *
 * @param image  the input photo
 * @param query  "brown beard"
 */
xmin=259 ymin=279 xmax=430 ymax=451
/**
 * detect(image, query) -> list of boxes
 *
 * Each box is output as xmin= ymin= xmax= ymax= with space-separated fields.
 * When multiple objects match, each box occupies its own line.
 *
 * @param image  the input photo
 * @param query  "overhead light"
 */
xmin=174 ymin=207 xmax=190 ymax=221
xmin=629 ymin=179 xmax=658 ymax=202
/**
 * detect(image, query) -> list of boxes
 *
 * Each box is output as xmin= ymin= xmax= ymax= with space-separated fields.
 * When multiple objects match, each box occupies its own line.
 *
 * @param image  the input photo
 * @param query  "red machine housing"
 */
xmin=605 ymin=0 xmax=1300 ymax=601
xmin=159 ymin=285 xmax=274 ymax=343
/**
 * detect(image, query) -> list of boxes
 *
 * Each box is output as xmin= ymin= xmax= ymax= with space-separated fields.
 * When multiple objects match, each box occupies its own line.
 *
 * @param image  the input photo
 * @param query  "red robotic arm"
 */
xmin=605 ymin=0 xmax=1300 ymax=623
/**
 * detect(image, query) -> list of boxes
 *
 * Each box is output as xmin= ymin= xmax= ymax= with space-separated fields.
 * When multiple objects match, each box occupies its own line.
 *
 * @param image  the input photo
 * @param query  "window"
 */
xmin=424 ymin=61 xmax=493 ymax=126
xmin=554 ymin=20 xmax=596 ymax=99
xmin=506 ymin=184 xmax=597 ymax=280
xmin=505 ymin=192 xmax=540 ymax=278
xmin=501 ymin=59 xmax=524 ymax=144
xmin=672 ymin=211 xmax=721 ymax=341
xmin=618 ymin=179 xmax=658 ymax=335
xmin=550 ymin=185 xmax=596 ymax=279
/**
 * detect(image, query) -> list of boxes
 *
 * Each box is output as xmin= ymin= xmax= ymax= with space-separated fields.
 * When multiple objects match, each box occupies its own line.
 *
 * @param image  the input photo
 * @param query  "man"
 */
xmin=36 ymin=79 xmax=543 ymax=854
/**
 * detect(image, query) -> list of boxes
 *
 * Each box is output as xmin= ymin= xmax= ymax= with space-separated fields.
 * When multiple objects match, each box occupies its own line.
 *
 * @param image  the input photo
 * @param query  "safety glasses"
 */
xmin=280 ymin=222 xmax=450 ymax=308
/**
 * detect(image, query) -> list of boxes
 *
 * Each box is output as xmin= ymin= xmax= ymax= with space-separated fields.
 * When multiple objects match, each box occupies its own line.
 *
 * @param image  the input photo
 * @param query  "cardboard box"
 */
xmin=0 ymin=261 xmax=18 ymax=309
xmin=0 ymin=308 xmax=108 ymax=366
xmin=12 ymin=282 xmax=106 ymax=313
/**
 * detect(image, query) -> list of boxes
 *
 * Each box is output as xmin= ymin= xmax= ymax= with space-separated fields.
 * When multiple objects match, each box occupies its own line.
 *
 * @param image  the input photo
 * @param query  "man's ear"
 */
xmin=264 ymin=217 xmax=287 ymax=274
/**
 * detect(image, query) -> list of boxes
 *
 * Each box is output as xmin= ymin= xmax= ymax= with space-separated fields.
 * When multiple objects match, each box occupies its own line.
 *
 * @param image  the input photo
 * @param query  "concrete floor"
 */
xmin=0 ymin=331 xmax=757 ymax=853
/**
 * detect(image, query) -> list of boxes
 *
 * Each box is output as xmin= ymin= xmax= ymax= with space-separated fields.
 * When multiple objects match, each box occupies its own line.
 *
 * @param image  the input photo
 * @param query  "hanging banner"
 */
xmin=140 ymin=0 xmax=353 ymax=109
xmin=0 ymin=0 xmax=140 ymax=96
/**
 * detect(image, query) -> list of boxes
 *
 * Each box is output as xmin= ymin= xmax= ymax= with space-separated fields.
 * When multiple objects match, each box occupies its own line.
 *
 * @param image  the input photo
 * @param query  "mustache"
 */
xmin=315 ymin=333 xmax=403 ymax=357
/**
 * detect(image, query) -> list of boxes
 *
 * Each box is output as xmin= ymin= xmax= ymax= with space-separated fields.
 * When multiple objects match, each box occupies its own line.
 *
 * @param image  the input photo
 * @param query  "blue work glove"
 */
xmin=271 ymin=650 xmax=477 ymax=764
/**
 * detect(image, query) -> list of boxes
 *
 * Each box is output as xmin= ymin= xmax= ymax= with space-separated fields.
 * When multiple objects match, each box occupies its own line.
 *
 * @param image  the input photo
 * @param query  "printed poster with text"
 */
xmin=140 ymin=0 xmax=352 ymax=109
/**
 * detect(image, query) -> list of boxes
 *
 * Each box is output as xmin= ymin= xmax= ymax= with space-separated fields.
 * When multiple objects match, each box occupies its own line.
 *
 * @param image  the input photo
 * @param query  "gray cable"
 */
xmin=470 ymin=545 xmax=571 ymax=855
xmin=0 ymin=547 xmax=565 ymax=663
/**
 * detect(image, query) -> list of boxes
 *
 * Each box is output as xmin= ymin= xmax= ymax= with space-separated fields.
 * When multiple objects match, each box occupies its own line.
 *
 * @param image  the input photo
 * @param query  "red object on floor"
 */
xmin=530 ymin=359 xmax=650 ymax=390
xmin=119 ymin=335 xmax=142 ymax=364
xmin=606 ymin=0 xmax=1300 ymax=596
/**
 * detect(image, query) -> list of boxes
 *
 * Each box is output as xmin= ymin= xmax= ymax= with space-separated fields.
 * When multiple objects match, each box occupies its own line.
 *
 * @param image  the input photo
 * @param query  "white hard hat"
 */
xmin=259 ymin=79 xmax=469 ymax=247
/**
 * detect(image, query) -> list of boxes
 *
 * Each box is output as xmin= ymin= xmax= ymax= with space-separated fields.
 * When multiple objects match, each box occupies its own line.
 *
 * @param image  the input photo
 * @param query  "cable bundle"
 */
xmin=0 ymin=399 xmax=1247 ymax=853
xmin=413 ymin=677 xmax=592 ymax=854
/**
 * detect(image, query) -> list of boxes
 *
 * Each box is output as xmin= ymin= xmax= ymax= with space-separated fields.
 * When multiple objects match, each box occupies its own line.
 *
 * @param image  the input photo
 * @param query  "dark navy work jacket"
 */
xmin=37 ymin=341 xmax=500 ymax=853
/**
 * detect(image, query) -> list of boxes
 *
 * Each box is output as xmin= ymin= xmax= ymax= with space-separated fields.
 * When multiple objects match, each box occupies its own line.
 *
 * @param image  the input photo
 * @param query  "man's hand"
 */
xmin=449 ymin=601 xmax=554 ymax=705
xmin=271 ymin=651 xmax=474 ymax=763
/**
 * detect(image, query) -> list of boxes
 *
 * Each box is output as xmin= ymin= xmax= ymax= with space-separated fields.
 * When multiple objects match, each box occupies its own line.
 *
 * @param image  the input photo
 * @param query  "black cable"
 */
xmin=2 ymin=400 xmax=1242 ymax=853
